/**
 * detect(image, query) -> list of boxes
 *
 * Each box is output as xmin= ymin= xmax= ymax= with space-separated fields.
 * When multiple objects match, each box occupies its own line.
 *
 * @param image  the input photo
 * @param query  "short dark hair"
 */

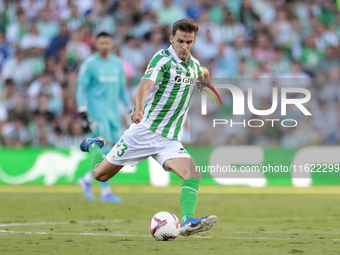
xmin=172 ymin=18 xmax=199 ymax=36
xmin=96 ymin=31 xmax=113 ymax=39
xmin=4 ymin=79 xmax=14 ymax=86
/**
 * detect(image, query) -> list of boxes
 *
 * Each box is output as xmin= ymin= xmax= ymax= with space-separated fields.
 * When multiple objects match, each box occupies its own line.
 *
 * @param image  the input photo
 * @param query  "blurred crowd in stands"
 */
xmin=0 ymin=0 xmax=340 ymax=148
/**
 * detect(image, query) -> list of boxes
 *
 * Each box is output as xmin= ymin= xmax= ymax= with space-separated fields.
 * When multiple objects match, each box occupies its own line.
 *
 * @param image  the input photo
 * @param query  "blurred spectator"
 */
xmin=64 ymin=119 xmax=86 ymax=147
xmin=45 ymin=56 xmax=65 ymax=84
xmin=27 ymin=72 xmax=62 ymax=115
xmin=1 ymin=50 xmax=33 ymax=87
xmin=128 ymin=12 xmax=154 ymax=39
xmin=278 ymin=61 xmax=311 ymax=85
xmin=35 ymin=93 xmax=55 ymax=123
xmin=272 ymin=10 xmax=292 ymax=48
xmin=294 ymin=0 xmax=321 ymax=23
xmin=252 ymin=0 xmax=276 ymax=25
xmin=239 ymin=0 xmax=259 ymax=34
xmin=27 ymin=111 xmax=53 ymax=147
xmin=20 ymin=23 xmax=48 ymax=50
xmin=79 ymin=24 xmax=94 ymax=49
xmin=47 ymin=22 xmax=70 ymax=57
xmin=7 ymin=94 xmax=32 ymax=125
xmin=73 ymin=0 xmax=93 ymax=16
xmin=220 ymin=11 xmax=247 ymax=44
xmin=64 ymin=4 xmax=86 ymax=31
xmin=143 ymin=27 xmax=167 ymax=61
xmin=185 ymin=0 xmax=207 ymax=21
xmin=36 ymin=8 xmax=60 ymax=44
xmin=0 ymin=79 xmax=16 ymax=109
xmin=2 ymin=117 xmax=28 ymax=147
xmin=300 ymin=36 xmax=323 ymax=75
xmin=156 ymin=0 xmax=186 ymax=27
xmin=0 ymin=31 xmax=14 ymax=71
xmin=207 ymin=0 xmax=226 ymax=25
xmin=0 ymin=0 xmax=17 ymax=32
xmin=121 ymin=36 xmax=146 ymax=80
xmin=316 ymin=46 xmax=340 ymax=75
xmin=25 ymin=47 xmax=45 ymax=77
xmin=53 ymin=126 xmax=66 ymax=148
xmin=89 ymin=0 xmax=116 ymax=36
xmin=197 ymin=11 xmax=221 ymax=46
xmin=317 ymin=68 xmax=340 ymax=103
xmin=194 ymin=29 xmax=218 ymax=62
xmin=21 ymin=0 xmax=45 ymax=19
xmin=314 ymin=23 xmax=338 ymax=52
xmin=271 ymin=47 xmax=291 ymax=76
xmin=254 ymin=33 xmax=275 ymax=62
xmin=62 ymin=95 xmax=78 ymax=118
xmin=281 ymin=117 xmax=322 ymax=149
xmin=66 ymin=30 xmax=91 ymax=63
xmin=213 ymin=43 xmax=238 ymax=78
xmin=311 ymin=101 xmax=338 ymax=145
xmin=140 ymin=0 xmax=163 ymax=12
xmin=233 ymin=35 xmax=251 ymax=60
xmin=55 ymin=46 xmax=77 ymax=72
xmin=0 ymin=101 xmax=8 ymax=136
xmin=5 ymin=12 xmax=29 ymax=46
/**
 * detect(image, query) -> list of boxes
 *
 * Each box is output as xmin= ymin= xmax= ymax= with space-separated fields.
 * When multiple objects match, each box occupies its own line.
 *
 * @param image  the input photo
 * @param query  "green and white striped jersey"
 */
xmin=141 ymin=45 xmax=203 ymax=141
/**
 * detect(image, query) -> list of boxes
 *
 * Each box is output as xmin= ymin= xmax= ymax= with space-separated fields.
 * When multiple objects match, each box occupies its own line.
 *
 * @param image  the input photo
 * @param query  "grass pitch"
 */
xmin=0 ymin=185 xmax=340 ymax=255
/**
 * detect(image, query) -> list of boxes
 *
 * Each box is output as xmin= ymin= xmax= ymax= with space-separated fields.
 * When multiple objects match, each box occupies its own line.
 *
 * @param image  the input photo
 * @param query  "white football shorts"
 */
xmin=106 ymin=123 xmax=191 ymax=171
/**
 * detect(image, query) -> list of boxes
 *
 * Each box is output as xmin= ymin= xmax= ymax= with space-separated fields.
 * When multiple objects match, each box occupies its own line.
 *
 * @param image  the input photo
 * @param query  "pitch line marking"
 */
xmin=0 ymin=220 xmax=123 ymax=227
xmin=0 ymin=230 xmax=339 ymax=241
xmin=1 ymin=216 xmax=339 ymax=228
xmin=1 ymin=220 xmax=339 ymax=242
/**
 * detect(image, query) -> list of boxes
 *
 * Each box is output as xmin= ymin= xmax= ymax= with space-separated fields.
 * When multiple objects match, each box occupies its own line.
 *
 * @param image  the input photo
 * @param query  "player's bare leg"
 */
xmin=165 ymin=157 xmax=200 ymax=180
xmin=80 ymin=136 xmax=123 ymax=182
xmin=93 ymin=158 xmax=123 ymax=182
xmin=164 ymin=157 xmax=217 ymax=236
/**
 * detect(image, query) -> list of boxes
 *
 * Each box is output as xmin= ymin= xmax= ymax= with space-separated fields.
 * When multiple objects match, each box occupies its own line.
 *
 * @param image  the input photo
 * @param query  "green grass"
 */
xmin=0 ymin=185 xmax=340 ymax=254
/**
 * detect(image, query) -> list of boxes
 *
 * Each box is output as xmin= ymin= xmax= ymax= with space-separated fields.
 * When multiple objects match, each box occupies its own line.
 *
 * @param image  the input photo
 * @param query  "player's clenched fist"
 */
xmin=131 ymin=110 xmax=143 ymax=124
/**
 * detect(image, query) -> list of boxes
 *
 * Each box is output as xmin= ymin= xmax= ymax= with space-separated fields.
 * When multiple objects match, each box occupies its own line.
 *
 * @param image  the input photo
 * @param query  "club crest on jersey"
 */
xmin=174 ymin=75 xmax=196 ymax=85
xmin=145 ymin=68 xmax=154 ymax=74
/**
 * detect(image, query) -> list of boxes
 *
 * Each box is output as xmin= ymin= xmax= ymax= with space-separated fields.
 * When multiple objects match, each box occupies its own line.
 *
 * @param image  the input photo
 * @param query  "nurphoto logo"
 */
xmin=199 ymin=84 xmax=311 ymax=128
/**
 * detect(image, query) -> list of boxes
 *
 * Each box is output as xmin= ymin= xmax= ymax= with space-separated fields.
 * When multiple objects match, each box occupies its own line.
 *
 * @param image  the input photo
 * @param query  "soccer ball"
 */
xmin=149 ymin=211 xmax=180 ymax=241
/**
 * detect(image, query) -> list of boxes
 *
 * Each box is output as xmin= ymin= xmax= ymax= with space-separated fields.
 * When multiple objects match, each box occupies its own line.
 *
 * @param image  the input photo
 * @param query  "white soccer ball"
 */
xmin=149 ymin=211 xmax=180 ymax=241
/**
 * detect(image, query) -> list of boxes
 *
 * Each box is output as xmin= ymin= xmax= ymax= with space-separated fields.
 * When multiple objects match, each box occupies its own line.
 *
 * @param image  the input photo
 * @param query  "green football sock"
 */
xmin=89 ymin=143 xmax=105 ymax=170
xmin=180 ymin=178 xmax=200 ymax=223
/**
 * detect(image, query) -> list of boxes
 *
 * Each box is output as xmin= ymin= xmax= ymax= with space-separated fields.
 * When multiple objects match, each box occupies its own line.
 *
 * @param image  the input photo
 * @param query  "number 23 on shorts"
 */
xmin=116 ymin=139 xmax=128 ymax=157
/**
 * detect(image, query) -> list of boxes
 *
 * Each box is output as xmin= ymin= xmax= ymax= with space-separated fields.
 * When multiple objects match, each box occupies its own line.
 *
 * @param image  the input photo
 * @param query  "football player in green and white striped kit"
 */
xmin=80 ymin=18 xmax=217 ymax=237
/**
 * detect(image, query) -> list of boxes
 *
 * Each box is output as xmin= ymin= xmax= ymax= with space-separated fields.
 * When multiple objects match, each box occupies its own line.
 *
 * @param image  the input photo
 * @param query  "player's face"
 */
xmin=96 ymin=36 xmax=113 ymax=56
xmin=170 ymin=30 xmax=196 ymax=63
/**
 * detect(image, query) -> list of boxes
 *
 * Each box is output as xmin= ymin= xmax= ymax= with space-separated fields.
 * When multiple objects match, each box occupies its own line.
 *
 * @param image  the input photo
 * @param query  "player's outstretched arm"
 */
xmin=197 ymin=67 xmax=213 ymax=92
xmin=130 ymin=79 xmax=154 ymax=124
xmin=200 ymin=67 xmax=212 ymax=85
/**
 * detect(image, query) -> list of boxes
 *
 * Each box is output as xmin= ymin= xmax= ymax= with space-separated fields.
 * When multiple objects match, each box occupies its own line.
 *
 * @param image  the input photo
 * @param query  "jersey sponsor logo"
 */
xmin=98 ymin=76 xmax=118 ymax=82
xmin=174 ymin=75 xmax=182 ymax=83
xmin=145 ymin=68 xmax=154 ymax=74
xmin=174 ymin=75 xmax=196 ymax=85
xmin=179 ymin=148 xmax=188 ymax=154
